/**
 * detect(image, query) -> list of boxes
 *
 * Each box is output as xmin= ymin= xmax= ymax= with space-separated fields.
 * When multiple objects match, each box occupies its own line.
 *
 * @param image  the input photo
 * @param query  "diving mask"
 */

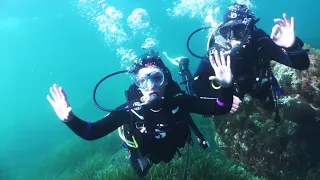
xmin=219 ymin=22 xmax=247 ymax=40
xmin=134 ymin=68 xmax=165 ymax=90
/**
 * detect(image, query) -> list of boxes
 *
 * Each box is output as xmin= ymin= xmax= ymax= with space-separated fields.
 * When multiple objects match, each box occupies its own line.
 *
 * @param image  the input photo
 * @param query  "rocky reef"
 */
xmin=212 ymin=45 xmax=320 ymax=179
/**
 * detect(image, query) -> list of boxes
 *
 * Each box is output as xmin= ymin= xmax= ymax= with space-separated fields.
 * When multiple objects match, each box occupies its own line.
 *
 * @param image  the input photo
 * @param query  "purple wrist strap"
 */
xmin=216 ymin=99 xmax=225 ymax=107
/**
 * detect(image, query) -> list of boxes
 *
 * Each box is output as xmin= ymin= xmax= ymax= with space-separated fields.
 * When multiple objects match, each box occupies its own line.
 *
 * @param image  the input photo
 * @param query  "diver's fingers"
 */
xmin=220 ymin=51 xmax=226 ymax=66
xmin=270 ymin=24 xmax=281 ymax=40
xmin=274 ymin=18 xmax=286 ymax=27
xmin=232 ymin=103 xmax=239 ymax=109
xmin=59 ymin=86 xmax=67 ymax=101
xmin=209 ymin=53 xmax=218 ymax=70
xmin=230 ymin=107 xmax=237 ymax=113
xmin=283 ymin=13 xmax=290 ymax=27
xmin=231 ymin=96 xmax=242 ymax=113
xmin=226 ymin=55 xmax=231 ymax=68
xmin=47 ymin=95 xmax=55 ymax=107
xmin=60 ymin=88 xmax=70 ymax=107
xmin=291 ymin=17 xmax=295 ymax=30
xmin=233 ymin=95 xmax=242 ymax=103
xmin=50 ymin=85 xmax=59 ymax=102
xmin=54 ymin=84 xmax=62 ymax=100
xmin=274 ymin=24 xmax=282 ymax=39
xmin=214 ymin=50 xmax=221 ymax=67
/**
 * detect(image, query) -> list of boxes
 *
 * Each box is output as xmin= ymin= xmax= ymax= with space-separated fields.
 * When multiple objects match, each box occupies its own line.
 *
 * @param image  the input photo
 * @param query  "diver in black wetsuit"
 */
xmin=46 ymin=50 xmax=241 ymax=178
xmin=192 ymin=3 xmax=310 ymax=122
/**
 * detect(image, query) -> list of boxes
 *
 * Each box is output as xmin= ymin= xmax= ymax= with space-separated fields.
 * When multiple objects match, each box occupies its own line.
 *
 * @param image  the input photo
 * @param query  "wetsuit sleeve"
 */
xmin=64 ymin=104 xmax=130 ymax=141
xmin=176 ymin=86 xmax=233 ymax=116
xmin=256 ymin=29 xmax=310 ymax=70
xmin=192 ymin=60 xmax=221 ymax=98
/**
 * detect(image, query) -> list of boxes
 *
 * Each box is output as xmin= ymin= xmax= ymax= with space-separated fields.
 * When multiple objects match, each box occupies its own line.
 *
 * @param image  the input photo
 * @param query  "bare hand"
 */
xmin=208 ymin=50 xmax=233 ymax=87
xmin=270 ymin=13 xmax=295 ymax=48
xmin=230 ymin=95 xmax=242 ymax=113
xmin=47 ymin=83 xmax=72 ymax=121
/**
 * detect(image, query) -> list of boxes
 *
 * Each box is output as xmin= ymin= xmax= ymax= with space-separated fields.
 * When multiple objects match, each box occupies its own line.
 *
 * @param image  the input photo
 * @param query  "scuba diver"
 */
xmin=187 ymin=3 xmax=310 ymax=122
xmin=46 ymin=50 xmax=241 ymax=178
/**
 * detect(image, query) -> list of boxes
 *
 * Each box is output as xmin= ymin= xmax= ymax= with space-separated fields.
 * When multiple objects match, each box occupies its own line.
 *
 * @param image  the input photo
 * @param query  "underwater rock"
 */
xmin=272 ymin=46 xmax=320 ymax=107
xmin=212 ymin=45 xmax=320 ymax=179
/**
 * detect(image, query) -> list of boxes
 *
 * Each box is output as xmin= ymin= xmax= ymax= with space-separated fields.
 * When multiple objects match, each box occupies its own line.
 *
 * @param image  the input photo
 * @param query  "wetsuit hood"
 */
xmin=131 ymin=50 xmax=174 ymax=83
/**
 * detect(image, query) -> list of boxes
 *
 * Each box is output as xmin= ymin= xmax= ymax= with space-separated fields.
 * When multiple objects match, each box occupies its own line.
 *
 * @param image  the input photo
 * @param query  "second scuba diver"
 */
xmin=46 ymin=50 xmax=241 ymax=178
xmin=187 ymin=3 xmax=310 ymax=122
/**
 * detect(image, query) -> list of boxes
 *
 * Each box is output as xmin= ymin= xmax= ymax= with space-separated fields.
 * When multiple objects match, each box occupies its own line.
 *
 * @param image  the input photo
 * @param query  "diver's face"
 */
xmin=135 ymin=66 xmax=167 ymax=97
xmin=220 ymin=23 xmax=248 ymax=47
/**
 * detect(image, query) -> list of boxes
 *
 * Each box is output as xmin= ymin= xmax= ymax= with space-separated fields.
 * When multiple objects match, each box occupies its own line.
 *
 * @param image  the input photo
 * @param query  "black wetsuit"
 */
xmin=193 ymin=28 xmax=310 ymax=104
xmin=64 ymin=86 xmax=233 ymax=177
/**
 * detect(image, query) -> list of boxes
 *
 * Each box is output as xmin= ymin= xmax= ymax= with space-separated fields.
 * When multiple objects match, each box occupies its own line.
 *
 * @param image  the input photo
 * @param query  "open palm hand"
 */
xmin=208 ymin=50 xmax=233 ymax=87
xmin=47 ymin=83 xmax=72 ymax=121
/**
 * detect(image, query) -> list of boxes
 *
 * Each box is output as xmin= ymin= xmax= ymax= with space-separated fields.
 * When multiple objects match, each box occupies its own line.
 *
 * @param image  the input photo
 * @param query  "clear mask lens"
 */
xmin=220 ymin=24 xmax=247 ymax=40
xmin=135 ymin=68 xmax=164 ymax=90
